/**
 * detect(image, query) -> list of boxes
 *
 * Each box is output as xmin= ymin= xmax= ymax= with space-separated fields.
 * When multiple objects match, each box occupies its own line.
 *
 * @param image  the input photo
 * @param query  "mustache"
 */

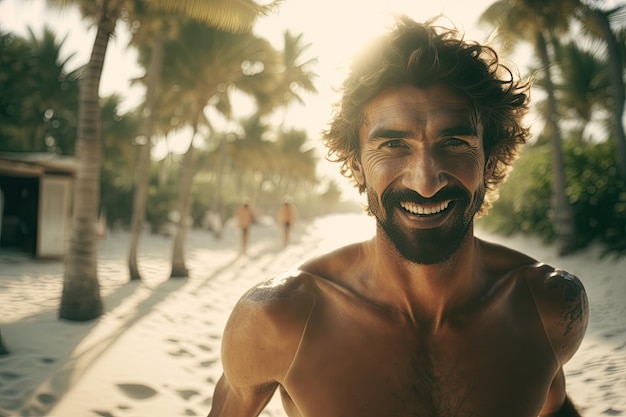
xmin=381 ymin=187 xmax=468 ymax=207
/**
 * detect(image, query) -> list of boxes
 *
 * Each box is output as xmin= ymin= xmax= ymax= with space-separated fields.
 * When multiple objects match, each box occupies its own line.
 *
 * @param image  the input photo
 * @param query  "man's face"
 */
xmin=357 ymin=84 xmax=486 ymax=265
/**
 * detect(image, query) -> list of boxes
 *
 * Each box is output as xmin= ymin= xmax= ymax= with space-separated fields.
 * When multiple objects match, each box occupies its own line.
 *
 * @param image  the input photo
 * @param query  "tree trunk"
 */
xmin=0 ymin=328 xmax=8 ymax=355
xmin=536 ymin=31 xmax=578 ymax=256
xmin=588 ymin=7 xmax=626 ymax=180
xmin=210 ymin=136 xmax=227 ymax=238
xmin=170 ymin=130 xmax=198 ymax=278
xmin=59 ymin=2 xmax=119 ymax=321
xmin=128 ymin=35 xmax=164 ymax=281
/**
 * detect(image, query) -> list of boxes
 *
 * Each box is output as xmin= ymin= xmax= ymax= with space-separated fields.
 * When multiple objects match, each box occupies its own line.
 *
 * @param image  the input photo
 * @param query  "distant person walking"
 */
xmin=234 ymin=202 xmax=255 ymax=254
xmin=276 ymin=197 xmax=297 ymax=248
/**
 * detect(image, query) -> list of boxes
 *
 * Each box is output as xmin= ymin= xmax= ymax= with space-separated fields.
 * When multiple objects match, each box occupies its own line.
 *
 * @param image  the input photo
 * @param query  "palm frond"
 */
xmin=149 ymin=0 xmax=282 ymax=32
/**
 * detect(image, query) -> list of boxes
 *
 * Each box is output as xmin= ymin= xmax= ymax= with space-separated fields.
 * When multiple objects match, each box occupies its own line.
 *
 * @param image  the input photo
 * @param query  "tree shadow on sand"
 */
xmin=0 ymin=275 xmax=187 ymax=416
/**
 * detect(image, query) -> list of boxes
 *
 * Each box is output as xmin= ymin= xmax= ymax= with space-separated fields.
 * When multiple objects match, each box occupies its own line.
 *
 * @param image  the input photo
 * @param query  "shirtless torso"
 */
xmin=208 ymin=236 xmax=588 ymax=417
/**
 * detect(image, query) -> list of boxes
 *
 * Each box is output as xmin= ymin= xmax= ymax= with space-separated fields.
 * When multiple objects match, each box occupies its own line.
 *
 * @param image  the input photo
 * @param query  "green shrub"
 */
xmin=480 ymin=139 xmax=626 ymax=256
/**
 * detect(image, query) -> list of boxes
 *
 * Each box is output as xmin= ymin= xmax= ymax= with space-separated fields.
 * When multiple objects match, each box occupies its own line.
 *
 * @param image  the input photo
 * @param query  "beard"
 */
xmin=368 ymin=184 xmax=485 ymax=265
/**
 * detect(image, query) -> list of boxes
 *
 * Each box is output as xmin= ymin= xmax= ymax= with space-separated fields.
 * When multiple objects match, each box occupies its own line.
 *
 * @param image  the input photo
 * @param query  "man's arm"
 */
xmin=208 ymin=374 xmax=278 ymax=417
xmin=532 ymin=267 xmax=589 ymax=417
xmin=207 ymin=273 xmax=316 ymax=417
xmin=553 ymin=396 xmax=583 ymax=416
xmin=207 ymin=299 xmax=278 ymax=417
xmin=539 ymin=368 xmax=583 ymax=416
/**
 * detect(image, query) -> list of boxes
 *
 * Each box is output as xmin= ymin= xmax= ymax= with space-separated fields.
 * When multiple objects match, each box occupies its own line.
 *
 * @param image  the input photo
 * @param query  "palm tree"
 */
xmin=126 ymin=9 xmax=169 ymax=281
xmin=278 ymin=128 xmax=317 ymax=194
xmin=479 ymin=0 xmax=580 ymax=255
xmin=206 ymin=29 xmax=318 ymax=224
xmin=553 ymin=40 xmax=611 ymax=135
xmin=0 ymin=29 xmax=31 ymax=150
xmin=49 ymin=0 xmax=279 ymax=320
xmin=0 ymin=26 xmax=79 ymax=154
xmin=125 ymin=1 xmax=279 ymax=282
xmin=100 ymin=94 xmax=142 ymax=228
xmin=576 ymin=4 xmax=626 ymax=179
xmin=230 ymin=114 xmax=276 ymax=201
xmin=57 ymin=0 xmax=121 ymax=321
xmin=276 ymin=31 xmax=318 ymax=109
xmin=22 ymin=26 xmax=80 ymax=153
xmin=158 ymin=21 xmax=283 ymax=277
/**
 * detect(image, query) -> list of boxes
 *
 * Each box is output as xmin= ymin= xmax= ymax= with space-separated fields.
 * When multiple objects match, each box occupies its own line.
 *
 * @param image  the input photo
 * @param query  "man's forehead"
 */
xmin=363 ymin=84 xmax=475 ymax=122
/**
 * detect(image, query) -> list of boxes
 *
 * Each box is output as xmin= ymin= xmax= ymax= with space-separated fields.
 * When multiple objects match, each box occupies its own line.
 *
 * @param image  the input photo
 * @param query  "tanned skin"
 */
xmin=207 ymin=85 xmax=588 ymax=417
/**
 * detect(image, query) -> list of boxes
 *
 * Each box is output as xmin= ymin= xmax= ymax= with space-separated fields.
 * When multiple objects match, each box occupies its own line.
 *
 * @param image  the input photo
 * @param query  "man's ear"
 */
xmin=351 ymin=157 xmax=365 ymax=187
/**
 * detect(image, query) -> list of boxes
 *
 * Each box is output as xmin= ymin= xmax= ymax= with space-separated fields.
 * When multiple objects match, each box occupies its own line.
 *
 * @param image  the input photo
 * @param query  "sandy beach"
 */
xmin=0 ymin=212 xmax=624 ymax=417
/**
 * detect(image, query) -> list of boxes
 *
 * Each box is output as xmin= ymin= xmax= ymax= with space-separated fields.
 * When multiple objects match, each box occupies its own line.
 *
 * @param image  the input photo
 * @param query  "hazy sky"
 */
xmin=0 ymin=0 xmax=511 ymax=200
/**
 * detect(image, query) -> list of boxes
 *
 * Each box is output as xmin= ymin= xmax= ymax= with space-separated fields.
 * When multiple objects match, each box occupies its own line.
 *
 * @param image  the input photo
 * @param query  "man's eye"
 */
xmin=445 ymin=138 xmax=468 ymax=147
xmin=383 ymin=139 xmax=404 ymax=148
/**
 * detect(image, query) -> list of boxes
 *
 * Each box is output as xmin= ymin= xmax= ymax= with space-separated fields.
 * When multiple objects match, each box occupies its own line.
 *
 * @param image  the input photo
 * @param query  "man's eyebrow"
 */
xmin=439 ymin=125 xmax=478 ymax=138
xmin=367 ymin=126 xmax=478 ymax=141
xmin=367 ymin=128 xmax=410 ymax=141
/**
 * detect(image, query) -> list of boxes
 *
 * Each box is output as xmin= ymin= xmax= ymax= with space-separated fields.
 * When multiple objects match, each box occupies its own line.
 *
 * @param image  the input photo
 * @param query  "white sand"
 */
xmin=0 ymin=212 xmax=624 ymax=417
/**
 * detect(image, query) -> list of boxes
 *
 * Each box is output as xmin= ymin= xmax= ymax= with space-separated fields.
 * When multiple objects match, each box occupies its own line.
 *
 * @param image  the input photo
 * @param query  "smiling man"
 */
xmin=207 ymin=16 xmax=588 ymax=417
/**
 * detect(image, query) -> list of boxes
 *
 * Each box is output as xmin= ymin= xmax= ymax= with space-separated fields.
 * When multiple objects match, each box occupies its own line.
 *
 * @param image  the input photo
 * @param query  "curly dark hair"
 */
xmin=322 ymin=15 xmax=531 ymax=216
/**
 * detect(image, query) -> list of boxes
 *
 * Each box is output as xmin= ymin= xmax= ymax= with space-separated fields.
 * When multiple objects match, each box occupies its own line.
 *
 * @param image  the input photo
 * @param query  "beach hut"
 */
xmin=0 ymin=152 xmax=76 ymax=258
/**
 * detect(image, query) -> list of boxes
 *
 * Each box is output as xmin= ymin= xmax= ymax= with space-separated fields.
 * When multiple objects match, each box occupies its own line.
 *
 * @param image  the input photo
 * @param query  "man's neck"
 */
xmin=363 ymin=225 xmax=486 ymax=331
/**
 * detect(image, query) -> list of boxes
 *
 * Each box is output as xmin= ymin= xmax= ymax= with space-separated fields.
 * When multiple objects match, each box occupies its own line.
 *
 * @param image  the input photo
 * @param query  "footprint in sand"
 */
xmin=199 ymin=359 xmax=217 ymax=368
xmin=176 ymin=389 xmax=200 ymax=400
xmin=116 ymin=383 xmax=158 ymax=400
xmin=93 ymin=410 xmax=115 ymax=417
xmin=169 ymin=348 xmax=193 ymax=358
xmin=1 ymin=388 xmax=20 ymax=397
xmin=0 ymin=371 xmax=20 ymax=381
xmin=37 ymin=393 xmax=55 ymax=405
xmin=567 ymin=369 xmax=583 ymax=376
xmin=602 ymin=408 xmax=623 ymax=416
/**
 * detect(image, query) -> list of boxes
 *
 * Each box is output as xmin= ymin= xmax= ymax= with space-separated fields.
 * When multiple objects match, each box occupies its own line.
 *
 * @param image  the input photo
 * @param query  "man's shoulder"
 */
xmin=486 ymin=242 xmax=588 ymax=329
xmin=480 ymin=238 xmax=588 ymax=362
xmin=230 ymin=243 xmax=364 ymax=328
xmin=239 ymin=269 xmax=318 ymax=312
xmin=226 ymin=269 xmax=320 ymax=339
xmin=480 ymin=238 xmax=584 ymax=290
xmin=523 ymin=264 xmax=589 ymax=363
xmin=526 ymin=264 xmax=584 ymax=291
xmin=522 ymin=263 xmax=587 ymax=310
xmin=220 ymin=270 xmax=319 ymax=384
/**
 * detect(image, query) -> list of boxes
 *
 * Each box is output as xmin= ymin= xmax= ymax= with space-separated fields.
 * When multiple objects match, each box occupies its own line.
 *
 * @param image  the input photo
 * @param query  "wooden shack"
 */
xmin=0 ymin=153 xmax=76 ymax=258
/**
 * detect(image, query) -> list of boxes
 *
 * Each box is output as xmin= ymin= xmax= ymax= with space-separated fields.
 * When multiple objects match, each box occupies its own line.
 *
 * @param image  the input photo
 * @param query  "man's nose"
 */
xmin=401 ymin=152 xmax=448 ymax=198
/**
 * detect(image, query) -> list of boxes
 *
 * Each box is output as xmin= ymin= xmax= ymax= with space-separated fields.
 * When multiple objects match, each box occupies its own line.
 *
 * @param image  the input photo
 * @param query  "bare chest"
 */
xmin=280 ymin=297 xmax=557 ymax=417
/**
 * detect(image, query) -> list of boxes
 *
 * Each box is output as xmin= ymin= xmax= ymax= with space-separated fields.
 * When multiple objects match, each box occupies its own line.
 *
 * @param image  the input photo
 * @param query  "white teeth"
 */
xmin=400 ymin=200 xmax=450 ymax=215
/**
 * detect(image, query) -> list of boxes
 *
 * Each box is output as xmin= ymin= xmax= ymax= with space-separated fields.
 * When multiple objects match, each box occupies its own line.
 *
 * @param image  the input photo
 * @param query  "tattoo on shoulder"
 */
xmin=547 ymin=269 xmax=588 ymax=338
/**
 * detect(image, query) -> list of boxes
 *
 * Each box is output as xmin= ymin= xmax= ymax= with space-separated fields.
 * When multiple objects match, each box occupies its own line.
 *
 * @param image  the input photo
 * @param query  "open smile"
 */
xmin=400 ymin=200 xmax=452 ymax=216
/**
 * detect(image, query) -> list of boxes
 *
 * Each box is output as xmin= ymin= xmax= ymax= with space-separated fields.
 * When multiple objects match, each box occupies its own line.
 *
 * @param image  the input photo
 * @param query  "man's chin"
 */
xmin=380 ymin=220 xmax=471 ymax=265
xmin=395 ymin=240 xmax=458 ymax=265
